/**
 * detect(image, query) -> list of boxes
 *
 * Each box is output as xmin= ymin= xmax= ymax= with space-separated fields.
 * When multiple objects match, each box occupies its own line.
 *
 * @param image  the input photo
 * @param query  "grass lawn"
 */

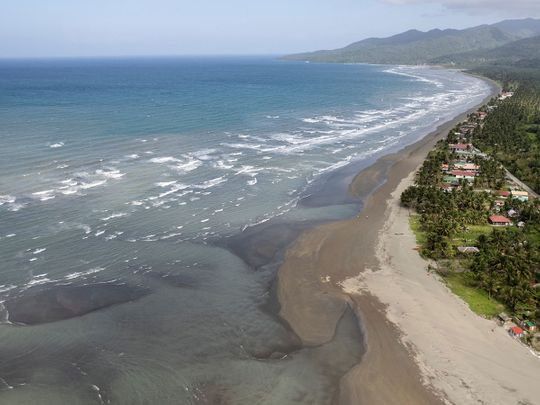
xmin=442 ymin=272 xmax=505 ymax=318
xmin=409 ymin=215 xmax=426 ymax=246
xmin=452 ymin=225 xmax=493 ymax=247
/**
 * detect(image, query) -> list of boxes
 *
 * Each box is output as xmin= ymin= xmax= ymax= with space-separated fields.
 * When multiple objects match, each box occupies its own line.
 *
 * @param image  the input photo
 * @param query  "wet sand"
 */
xmin=277 ymin=80 xmax=502 ymax=404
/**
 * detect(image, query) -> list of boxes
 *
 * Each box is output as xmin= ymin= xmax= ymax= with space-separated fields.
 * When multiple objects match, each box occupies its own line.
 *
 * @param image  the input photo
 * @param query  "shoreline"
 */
xmin=277 ymin=77 xmax=503 ymax=403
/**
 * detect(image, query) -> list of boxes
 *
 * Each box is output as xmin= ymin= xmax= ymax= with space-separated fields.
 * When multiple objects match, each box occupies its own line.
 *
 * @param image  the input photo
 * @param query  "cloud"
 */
xmin=381 ymin=0 xmax=540 ymax=15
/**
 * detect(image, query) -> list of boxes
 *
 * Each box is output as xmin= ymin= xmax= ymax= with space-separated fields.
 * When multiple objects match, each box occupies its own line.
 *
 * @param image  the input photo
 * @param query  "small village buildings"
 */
xmin=523 ymin=321 xmax=537 ymax=333
xmin=452 ymin=162 xmax=480 ymax=173
xmin=440 ymin=184 xmax=454 ymax=192
xmin=457 ymin=246 xmax=480 ymax=254
xmin=450 ymin=170 xmax=476 ymax=181
xmin=510 ymin=326 xmax=525 ymax=338
xmin=494 ymin=200 xmax=505 ymax=208
xmin=499 ymin=91 xmax=514 ymax=100
xmin=476 ymin=111 xmax=488 ymax=120
xmin=489 ymin=215 xmax=512 ymax=226
xmin=449 ymin=143 xmax=473 ymax=153
xmin=498 ymin=312 xmax=511 ymax=325
xmin=495 ymin=190 xmax=511 ymax=199
xmin=511 ymin=190 xmax=529 ymax=202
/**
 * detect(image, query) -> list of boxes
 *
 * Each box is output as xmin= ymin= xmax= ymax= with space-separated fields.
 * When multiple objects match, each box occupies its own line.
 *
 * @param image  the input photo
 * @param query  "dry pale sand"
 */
xmin=341 ymin=170 xmax=540 ymax=405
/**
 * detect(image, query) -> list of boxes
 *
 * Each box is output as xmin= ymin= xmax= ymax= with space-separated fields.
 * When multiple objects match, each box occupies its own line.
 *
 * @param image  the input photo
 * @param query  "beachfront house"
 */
xmin=523 ymin=321 xmax=537 ymax=333
xmin=498 ymin=312 xmax=511 ymax=325
xmin=511 ymin=190 xmax=529 ymax=202
xmin=450 ymin=170 xmax=476 ymax=181
xmin=489 ymin=215 xmax=512 ymax=226
xmin=510 ymin=326 xmax=525 ymax=338
xmin=449 ymin=143 xmax=473 ymax=154
xmin=454 ymin=162 xmax=480 ymax=172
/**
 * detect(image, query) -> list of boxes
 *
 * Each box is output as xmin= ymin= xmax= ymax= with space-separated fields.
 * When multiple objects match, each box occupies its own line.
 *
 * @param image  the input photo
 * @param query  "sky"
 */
xmin=0 ymin=0 xmax=539 ymax=58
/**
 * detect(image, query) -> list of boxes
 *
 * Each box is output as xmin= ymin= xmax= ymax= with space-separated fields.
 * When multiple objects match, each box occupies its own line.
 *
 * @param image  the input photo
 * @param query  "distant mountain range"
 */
xmin=283 ymin=18 xmax=540 ymax=67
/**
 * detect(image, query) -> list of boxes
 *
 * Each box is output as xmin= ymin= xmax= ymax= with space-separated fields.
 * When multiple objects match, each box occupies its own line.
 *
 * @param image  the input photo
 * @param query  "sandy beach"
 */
xmin=275 ymin=79 xmax=540 ymax=404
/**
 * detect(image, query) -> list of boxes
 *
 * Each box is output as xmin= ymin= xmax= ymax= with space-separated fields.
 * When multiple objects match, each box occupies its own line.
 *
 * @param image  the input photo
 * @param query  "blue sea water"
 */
xmin=0 ymin=57 xmax=490 ymax=404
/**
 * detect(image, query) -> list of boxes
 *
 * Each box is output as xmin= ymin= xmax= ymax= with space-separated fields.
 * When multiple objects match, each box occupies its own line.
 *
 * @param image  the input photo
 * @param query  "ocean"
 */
xmin=0 ymin=56 xmax=490 ymax=404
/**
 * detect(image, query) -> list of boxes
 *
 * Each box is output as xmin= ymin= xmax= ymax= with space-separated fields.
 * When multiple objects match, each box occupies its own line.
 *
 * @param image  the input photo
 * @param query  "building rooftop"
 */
xmin=510 ymin=326 xmax=524 ymax=335
xmin=489 ymin=215 xmax=511 ymax=224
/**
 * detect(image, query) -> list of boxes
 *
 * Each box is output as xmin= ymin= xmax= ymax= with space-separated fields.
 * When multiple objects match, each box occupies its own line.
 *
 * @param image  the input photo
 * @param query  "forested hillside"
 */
xmin=283 ymin=18 xmax=540 ymax=65
xmin=473 ymin=77 xmax=540 ymax=193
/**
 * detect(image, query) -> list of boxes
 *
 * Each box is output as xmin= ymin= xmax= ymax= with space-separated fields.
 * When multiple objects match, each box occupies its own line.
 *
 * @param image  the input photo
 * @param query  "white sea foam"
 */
xmin=64 ymin=267 xmax=104 ymax=280
xmin=25 ymin=276 xmax=53 ymax=287
xmin=194 ymin=176 xmax=227 ymax=189
xmin=149 ymin=156 xmax=180 ymax=164
xmin=49 ymin=142 xmax=64 ymax=148
xmin=96 ymin=168 xmax=125 ymax=180
xmin=213 ymin=160 xmax=234 ymax=170
xmin=172 ymin=159 xmax=202 ymax=173
xmin=0 ymin=195 xmax=16 ymax=205
xmin=32 ymin=190 xmax=56 ymax=201
xmin=156 ymin=181 xmax=177 ymax=187
xmin=0 ymin=284 xmax=16 ymax=293
xmin=100 ymin=212 xmax=129 ymax=221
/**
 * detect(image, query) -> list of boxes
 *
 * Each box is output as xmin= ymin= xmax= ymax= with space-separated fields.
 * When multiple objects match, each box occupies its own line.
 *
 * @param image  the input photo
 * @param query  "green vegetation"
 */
xmin=287 ymin=14 xmax=540 ymax=341
xmin=473 ymin=85 xmax=540 ymax=193
xmin=409 ymin=215 xmax=426 ymax=247
xmin=443 ymin=272 xmax=505 ymax=318
xmin=401 ymin=74 xmax=540 ymax=324
xmin=283 ymin=18 xmax=540 ymax=65
xmin=452 ymin=225 xmax=492 ymax=247
xmin=401 ymin=143 xmax=497 ymax=259
xmin=432 ymin=35 xmax=540 ymax=67
xmin=471 ymin=229 xmax=539 ymax=314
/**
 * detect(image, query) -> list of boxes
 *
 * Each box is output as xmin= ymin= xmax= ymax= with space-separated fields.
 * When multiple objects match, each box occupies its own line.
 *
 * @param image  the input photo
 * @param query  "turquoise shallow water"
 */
xmin=0 ymin=57 xmax=490 ymax=404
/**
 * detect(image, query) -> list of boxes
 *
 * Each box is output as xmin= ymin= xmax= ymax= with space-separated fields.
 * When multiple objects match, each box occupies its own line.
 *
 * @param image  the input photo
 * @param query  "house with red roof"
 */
xmin=509 ymin=326 xmax=524 ymax=338
xmin=454 ymin=162 xmax=480 ymax=172
xmin=489 ymin=215 xmax=512 ymax=226
xmin=495 ymin=190 xmax=511 ymax=198
xmin=450 ymin=170 xmax=476 ymax=181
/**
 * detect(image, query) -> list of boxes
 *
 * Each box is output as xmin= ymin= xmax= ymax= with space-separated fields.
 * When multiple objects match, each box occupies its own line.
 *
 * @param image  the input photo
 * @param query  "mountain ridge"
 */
xmin=283 ymin=18 xmax=540 ymax=66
